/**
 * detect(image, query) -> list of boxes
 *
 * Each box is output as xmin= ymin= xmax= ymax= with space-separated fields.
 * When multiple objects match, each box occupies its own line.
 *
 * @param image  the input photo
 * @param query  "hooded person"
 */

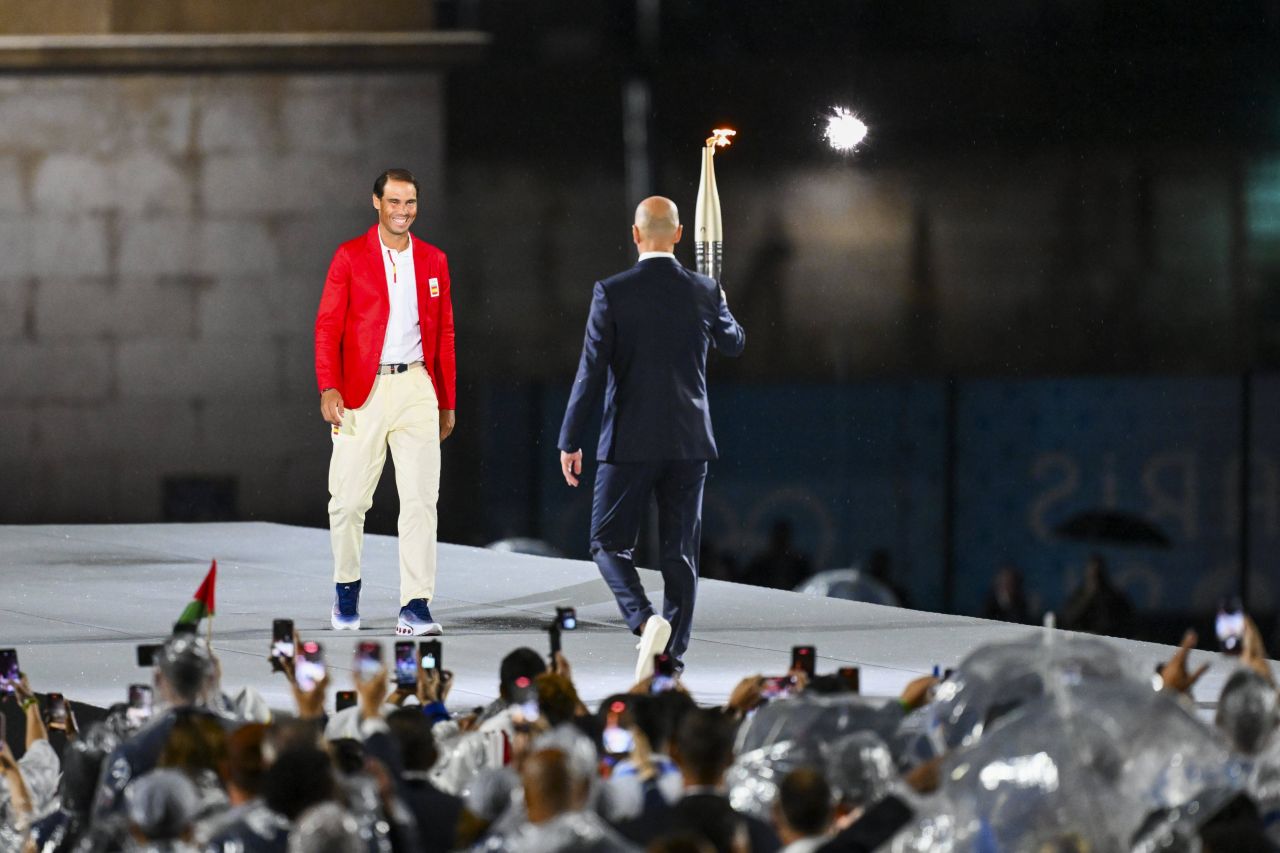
xmin=94 ymin=634 xmax=234 ymax=822
xmin=122 ymin=768 xmax=202 ymax=852
xmin=1217 ymin=670 xmax=1280 ymax=757
xmin=485 ymin=748 xmax=637 ymax=853
xmin=28 ymin=725 xmax=121 ymax=853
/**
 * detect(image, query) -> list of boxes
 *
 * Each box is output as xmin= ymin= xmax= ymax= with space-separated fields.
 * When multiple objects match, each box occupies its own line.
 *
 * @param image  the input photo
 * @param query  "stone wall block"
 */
xmin=35 ymin=276 xmax=197 ymax=339
xmin=0 ymin=89 xmax=120 ymax=155
xmin=204 ymin=154 xmax=359 ymax=214
xmin=196 ymin=86 xmax=279 ymax=154
xmin=31 ymin=215 xmax=110 ymax=276
xmin=116 ymin=338 xmax=275 ymax=399
xmin=197 ymin=219 xmax=280 ymax=276
xmin=118 ymin=218 xmax=197 ymax=276
xmin=0 ymin=341 xmax=113 ymax=400
xmin=110 ymin=152 xmax=195 ymax=214
xmin=32 ymin=154 xmax=114 ymax=212
xmin=0 ymin=279 xmax=29 ymax=339
xmin=0 ymin=155 xmax=25 ymax=212
xmin=281 ymin=89 xmax=360 ymax=154
xmin=0 ymin=216 xmax=33 ymax=276
xmin=196 ymin=278 xmax=279 ymax=340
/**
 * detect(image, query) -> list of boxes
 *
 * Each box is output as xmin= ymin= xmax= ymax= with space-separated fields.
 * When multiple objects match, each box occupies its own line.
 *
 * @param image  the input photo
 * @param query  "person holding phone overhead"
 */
xmin=558 ymin=196 xmax=745 ymax=681
xmin=315 ymin=168 xmax=457 ymax=637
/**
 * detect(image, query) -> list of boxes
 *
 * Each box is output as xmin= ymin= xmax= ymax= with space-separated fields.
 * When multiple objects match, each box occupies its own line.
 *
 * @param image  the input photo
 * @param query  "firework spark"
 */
xmin=824 ymin=107 xmax=868 ymax=152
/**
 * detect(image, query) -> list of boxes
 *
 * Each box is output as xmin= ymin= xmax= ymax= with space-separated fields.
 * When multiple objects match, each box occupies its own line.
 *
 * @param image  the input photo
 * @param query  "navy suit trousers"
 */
xmin=589 ymin=460 xmax=707 ymax=661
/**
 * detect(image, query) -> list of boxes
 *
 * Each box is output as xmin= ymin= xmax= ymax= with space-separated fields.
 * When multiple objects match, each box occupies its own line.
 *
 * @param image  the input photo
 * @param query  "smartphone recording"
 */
xmin=394 ymin=641 xmax=417 ymax=688
xmin=127 ymin=684 xmax=153 ymax=726
xmin=419 ymin=640 xmax=442 ymax=672
xmin=0 ymin=648 xmax=18 ymax=694
xmin=271 ymin=619 xmax=295 ymax=661
xmin=295 ymin=641 xmax=326 ymax=691
xmin=354 ymin=641 xmax=382 ymax=680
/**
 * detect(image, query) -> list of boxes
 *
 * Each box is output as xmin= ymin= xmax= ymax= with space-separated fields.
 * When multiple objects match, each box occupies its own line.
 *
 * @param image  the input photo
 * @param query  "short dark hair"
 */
xmin=262 ymin=747 xmax=335 ymax=820
xmin=673 ymin=707 xmax=736 ymax=783
xmin=387 ymin=708 xmax=440 ymax=772
xmin=499 ymin=647 xmax=547 ymax=700
xmin=777 ymin=768 xmax=833 ymax=836
xmin=374 ymin=168 xmax=420 ymax=199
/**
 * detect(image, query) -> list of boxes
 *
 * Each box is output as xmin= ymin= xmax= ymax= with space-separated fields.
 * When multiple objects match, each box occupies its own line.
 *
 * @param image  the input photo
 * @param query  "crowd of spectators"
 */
xmin=1 ymin=611 xmax=1279 ymax=852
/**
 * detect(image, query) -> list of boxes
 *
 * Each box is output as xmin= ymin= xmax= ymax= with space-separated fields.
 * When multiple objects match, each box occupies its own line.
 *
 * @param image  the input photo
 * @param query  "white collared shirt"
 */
xmin=638 ymin=251 xmax=677 ymax=262
xmin=379 ymin=234 xmax=423 ymax=364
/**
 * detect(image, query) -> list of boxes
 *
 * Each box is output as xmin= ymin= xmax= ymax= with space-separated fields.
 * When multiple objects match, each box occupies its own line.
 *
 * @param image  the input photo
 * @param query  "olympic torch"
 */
xmin=695 ymin=128 xmax=735 ymax=281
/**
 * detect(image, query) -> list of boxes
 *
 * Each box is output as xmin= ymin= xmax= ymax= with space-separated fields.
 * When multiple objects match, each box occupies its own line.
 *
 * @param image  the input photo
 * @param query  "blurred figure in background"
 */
xmin=1061 ymin=554 xmax=1134 ymax=637
xmin=746 ymin=519 xmax=813 ymax=591
xmin=865 ymin=549 xmax=910 ymax=610
xmin=982 ymin=564 xmax=1037 ymax=625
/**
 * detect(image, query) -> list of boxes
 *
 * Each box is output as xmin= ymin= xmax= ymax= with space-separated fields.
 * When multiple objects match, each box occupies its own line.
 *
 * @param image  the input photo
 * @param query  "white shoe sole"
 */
xmin=331 ymin=613 xmax=361 ymax=630
xmin=396 ymin=620 xmax=443 ymax=637
xmin=634 ymin=616 xmax=672 ymax=683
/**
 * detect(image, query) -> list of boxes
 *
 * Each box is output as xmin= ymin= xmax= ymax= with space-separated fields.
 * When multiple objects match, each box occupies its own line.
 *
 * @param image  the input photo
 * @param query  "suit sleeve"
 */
xmin=433 ymin=251 xmax=458 ymax=410
xmin=710 ymin=285 xmax=746 ymax=357
xmin=558 ymin=281 xmax=614 ymax=453
xmin=315 ymin=246 xmax=351 ymax=393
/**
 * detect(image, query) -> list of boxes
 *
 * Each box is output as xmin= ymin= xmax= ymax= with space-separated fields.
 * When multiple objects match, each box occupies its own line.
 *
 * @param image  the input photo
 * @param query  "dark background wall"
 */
xmin=3 ymin=0 xmax=1280 ymax=636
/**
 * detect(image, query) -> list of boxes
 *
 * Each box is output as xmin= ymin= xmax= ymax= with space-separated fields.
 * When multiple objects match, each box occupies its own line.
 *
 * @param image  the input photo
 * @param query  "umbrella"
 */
xmin=897 ymin=680 xmax=1238 ymax=852
xmin=1053 ymin=510 xmax=1172 ymax=548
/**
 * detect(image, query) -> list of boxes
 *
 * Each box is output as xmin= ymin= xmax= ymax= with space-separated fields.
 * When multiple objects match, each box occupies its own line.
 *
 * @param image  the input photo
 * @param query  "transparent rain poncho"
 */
xmin=893 ymin=678 xmax=1239 ymax=852
xmin=727 ymin=692 xmax=903 ymax=819
xmin=924 ymin=633 xmax=1129 ymax=752
xmin=794 ymin=569 xmax=900 ymax=606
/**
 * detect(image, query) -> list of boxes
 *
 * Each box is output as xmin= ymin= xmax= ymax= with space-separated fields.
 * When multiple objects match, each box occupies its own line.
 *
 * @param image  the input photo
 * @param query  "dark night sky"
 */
xmin=446 ymin=0 xmax=1280 ymax=168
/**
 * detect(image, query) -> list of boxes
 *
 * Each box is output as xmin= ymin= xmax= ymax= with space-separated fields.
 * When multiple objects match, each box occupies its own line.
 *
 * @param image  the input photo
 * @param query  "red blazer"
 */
xmin=315 ymin=225 xmax=457 ymax=411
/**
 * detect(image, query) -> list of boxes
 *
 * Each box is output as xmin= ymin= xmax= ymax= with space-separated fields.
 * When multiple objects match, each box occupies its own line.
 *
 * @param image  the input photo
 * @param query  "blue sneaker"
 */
xmin=396 ymin=598 xmax=442 ymax=636
xmin=332 ymin=580 xmax=361 ymax=630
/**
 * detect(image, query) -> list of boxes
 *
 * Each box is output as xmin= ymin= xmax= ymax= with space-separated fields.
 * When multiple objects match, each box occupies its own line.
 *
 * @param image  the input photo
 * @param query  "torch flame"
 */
xmin=706 ymin=128 xmax=737 ymax=149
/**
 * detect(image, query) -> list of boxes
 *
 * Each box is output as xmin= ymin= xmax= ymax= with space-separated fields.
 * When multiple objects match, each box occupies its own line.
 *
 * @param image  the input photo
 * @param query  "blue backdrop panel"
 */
xmin=953 ymin=377 xmax=1243 ymax=616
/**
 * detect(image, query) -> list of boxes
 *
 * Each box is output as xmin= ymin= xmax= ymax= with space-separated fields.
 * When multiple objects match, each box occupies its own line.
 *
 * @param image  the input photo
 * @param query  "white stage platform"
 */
xmin=0 ymin=523 xmax=1256 ymax=714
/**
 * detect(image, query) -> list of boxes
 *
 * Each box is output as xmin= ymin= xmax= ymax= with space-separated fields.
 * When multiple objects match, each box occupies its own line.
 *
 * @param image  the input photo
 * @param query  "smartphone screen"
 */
xmin=419 ymin=640 xmax=442 ymax=672
xmin=394 ymin=641 xmax=418 ymax=688
xmin=602 ymin=725 xmax=635 ymax=754
xmin=557 ymin=607 xmax=578 ymax=631
xmin=0 ymin=649 xmax=17 ymax=694
xmin=296 ymin=641 xmax=326 ymax=691
xmin=46 ymin=693 xmax=68 ymax=726
xmin=127 ymin=684 xmax=153 ymax=726
xmin=335 ymin=690 xmax=357 ymax=713
xmin=1217 ymin=610 xmax=1245 ymax=655
xmin=762 ymin=675 xmax=796 ymax=700
xmin=354 ymin=641 xmax=383 ymax=680
xmin=137 ymin=644 xmax=162 ymax=668
xmin=271 ymin=619 xmax=295 ymax=661
xmin=791 ymin=645 xmax=816 ymax=679
xmin=510 ymin=675 xmax=539 ymax=721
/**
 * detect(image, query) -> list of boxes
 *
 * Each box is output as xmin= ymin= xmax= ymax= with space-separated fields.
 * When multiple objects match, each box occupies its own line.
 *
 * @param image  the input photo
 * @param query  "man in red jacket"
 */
xmin=314 ymin=168 xmax=457 ymax=636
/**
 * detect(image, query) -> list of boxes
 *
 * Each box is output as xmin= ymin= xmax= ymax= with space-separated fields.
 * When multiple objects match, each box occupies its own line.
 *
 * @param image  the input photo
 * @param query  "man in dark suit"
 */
xmin=558 ymin=196 xmax=745 ymax=680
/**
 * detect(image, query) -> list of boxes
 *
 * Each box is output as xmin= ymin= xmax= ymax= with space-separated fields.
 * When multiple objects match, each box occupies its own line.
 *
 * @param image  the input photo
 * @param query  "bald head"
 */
xmin=632 ymin=196 xmax=683 ymax=253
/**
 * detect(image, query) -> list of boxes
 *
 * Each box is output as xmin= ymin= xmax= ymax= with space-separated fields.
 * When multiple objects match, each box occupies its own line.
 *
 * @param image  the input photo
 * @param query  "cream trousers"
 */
xmin=328 ymin=364 xmax=440 ymax=606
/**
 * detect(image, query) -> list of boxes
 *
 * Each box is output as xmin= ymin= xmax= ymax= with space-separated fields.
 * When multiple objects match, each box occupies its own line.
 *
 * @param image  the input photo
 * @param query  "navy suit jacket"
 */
xmin=559 ymin=256 xmax=745 ymax=462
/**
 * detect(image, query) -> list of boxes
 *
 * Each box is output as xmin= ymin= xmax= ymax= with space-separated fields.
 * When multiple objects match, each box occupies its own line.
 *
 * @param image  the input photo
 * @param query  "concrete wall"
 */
xmin=0 ymin=71 xmax=444 ymax=524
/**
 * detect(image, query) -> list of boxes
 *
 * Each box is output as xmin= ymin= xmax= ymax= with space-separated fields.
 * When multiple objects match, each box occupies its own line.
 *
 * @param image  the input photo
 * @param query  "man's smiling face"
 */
xmin=374 ymin=179 xmax=418 ymax=238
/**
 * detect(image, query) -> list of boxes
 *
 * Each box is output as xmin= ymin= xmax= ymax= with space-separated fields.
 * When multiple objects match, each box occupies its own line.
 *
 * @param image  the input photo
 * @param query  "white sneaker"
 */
xmin=634 ymin=616 xmax=672 ymax=683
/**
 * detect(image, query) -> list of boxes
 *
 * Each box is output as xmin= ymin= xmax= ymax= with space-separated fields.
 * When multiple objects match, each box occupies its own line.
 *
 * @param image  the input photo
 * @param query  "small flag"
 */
xmin=176 ymin=560 xmax=217 ymax=626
